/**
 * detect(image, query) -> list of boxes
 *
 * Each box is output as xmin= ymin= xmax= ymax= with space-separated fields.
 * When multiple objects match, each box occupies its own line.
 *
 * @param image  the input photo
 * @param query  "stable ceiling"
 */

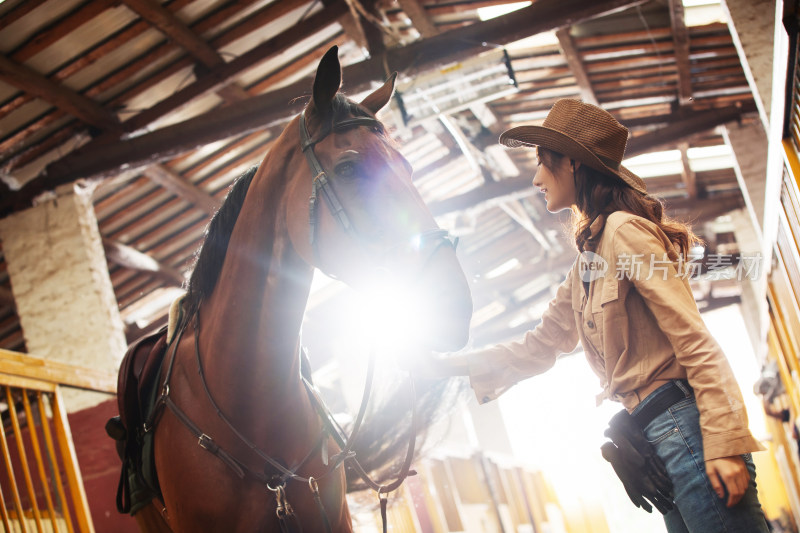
xmin=0 ymin=0 xmax=759 ymax=353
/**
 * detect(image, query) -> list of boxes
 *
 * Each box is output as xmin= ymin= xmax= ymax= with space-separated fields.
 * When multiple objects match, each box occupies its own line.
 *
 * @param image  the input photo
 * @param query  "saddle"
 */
xmin=105 ymin=324 xmax=170 ymax=515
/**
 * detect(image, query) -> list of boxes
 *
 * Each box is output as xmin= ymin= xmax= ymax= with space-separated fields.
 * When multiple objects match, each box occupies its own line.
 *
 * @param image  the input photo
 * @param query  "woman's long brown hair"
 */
xmin=537 ymin=147 xmax=700 ymax=255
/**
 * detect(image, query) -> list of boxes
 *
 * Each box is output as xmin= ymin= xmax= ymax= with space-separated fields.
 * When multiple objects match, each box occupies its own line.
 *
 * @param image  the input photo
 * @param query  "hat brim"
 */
xmin=499 ymin=125 xmax=647 ymax=194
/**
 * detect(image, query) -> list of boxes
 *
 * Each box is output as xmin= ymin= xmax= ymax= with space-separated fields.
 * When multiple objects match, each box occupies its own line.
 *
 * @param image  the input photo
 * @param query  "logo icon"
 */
xmin=579 ymin=251 xmax=608 ymax=282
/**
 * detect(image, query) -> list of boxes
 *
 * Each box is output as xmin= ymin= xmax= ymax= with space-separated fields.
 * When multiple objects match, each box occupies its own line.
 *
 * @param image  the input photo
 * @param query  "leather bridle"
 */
xmin=298 ymin=108 xmax=458 ymax=268
xmin=149 ymin=107 xmax=460 ymax=533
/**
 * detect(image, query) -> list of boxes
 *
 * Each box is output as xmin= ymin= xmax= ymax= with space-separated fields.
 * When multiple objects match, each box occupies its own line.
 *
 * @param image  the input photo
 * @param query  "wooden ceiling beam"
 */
xmin=625 ymin=106 xmax=743 ymax=157
xmin=668 ymin=0 xmax=693 ymax=105
xmin=429 ymin=175 xmax=532 ymax=216
xmin=498 ymin=200 xmax=553 ymax=252
xmin=397 ymin=0 xmax=439 ymax=38
xmin=143 ymin=165 xmax=221 ymax=215
xmin=0 ymin=0 xmax=199 ymax=123
xmin=4 ymin=0 xmax=646 ymax=213
xmin=102 ymin=238 xmax=185 ymax=286
xmin=0 ymin=0 xmax=48 ymax=32
xmin=0 ymin=8 xmax=225 ymax=227
xmin=0 ymin=54 xmax=120 ymax=131
xmin=8 ymin=0 xmax=119 ymax=62
xmin=336 ymin=12 xmax=368 ymax=51
xmin=678 ymin=142 xmax=698 ymax=198
xmin=351 ymin=0 xmax=388 ymax=58
xmin=556 ymin=28 xmax=598 ymax=105
xmin=0 ymin=0 xmax=314 ymax=154
xmin=0 ymin=287 xmax=15 ymax=309
xmin=120 ymin=0 xmax=249 ymax=103
xmin=117 ymin=1 xmax=348 ymax=137
xmin=121 ymin=0 xmax=224 ymax=68
xmin=427 ymin=105 xmax=747 ymax=216
xmin=0 ymin=0 xmax=321 ymax=177
xmin=664 ymin=190 xmax=744 ymax=223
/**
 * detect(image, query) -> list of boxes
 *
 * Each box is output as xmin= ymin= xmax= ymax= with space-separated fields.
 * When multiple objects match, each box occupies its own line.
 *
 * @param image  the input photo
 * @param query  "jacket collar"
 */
xmin=583 ymin=214 xmax=606 ymax=251
xmin=588 ymin=214 xmax=606 ymax=239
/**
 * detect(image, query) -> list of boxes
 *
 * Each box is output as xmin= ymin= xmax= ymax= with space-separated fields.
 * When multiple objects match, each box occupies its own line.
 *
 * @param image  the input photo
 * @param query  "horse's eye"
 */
xmin=335 ymin=160 xmax=357 ymax=178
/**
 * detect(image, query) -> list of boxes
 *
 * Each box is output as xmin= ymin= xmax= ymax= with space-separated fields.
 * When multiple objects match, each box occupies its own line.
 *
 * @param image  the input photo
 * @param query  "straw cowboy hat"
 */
xmin=499 ymin=99 xmax=647 ymax=194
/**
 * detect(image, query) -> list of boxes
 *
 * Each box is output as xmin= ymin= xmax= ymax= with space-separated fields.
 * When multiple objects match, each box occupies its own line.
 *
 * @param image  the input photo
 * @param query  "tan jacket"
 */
xmin=468 ymin=211 xmax=763 ymax=460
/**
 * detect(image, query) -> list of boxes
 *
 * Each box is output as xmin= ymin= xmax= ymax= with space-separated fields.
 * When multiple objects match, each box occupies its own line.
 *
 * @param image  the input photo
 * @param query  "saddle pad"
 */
xmin=167 ymin=292 xmax=186 ymax=345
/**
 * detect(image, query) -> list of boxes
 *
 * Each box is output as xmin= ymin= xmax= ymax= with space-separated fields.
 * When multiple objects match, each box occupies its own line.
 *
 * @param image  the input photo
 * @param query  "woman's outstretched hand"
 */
xmin=706 ymin=455 xmax=749 ymax=507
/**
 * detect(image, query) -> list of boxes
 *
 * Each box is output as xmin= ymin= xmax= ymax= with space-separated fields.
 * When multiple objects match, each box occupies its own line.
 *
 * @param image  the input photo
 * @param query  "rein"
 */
xmin=151 ymin=311 xmax=417 ymax=533
xmin=148 ymin=107 xmax=458 ymax=532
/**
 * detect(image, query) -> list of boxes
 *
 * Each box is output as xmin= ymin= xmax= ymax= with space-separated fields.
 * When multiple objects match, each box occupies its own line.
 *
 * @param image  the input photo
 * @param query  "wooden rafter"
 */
xmin=665 ymin=190 xmax=744 ymax=221
xmin=102 ymin=238 xmax=185 ymax=286
xmin=625 ymin=106 xmax=743 ymax=156
xmin=429 ymin=175 xmax=532 ymax=216
xmin=428 ymin=105 xmax=748 ymax=216
xmin=0 ymin=0 xmax=48 ymax=32
xmin=7 ymin=0 xmax=119 ymax=63
xmin=0 ymin=16 xmax=225 ymax=250
xmin=143 ymin=165 xmax=221 ymax=215
xmin=120 ymin=0 xmax=249 ymax=103
xmin=0 ymin=287 xmax=14 ymax=309
xmin=556 ymin=28 xmax=599 ymax=105
xmin=8 ymin=0 xmax=647 ymax=210
xmin=356 ymin=0 xmax=388 ymax=58
xmin=121 ymin=0 xmax=223 ymax=68
xmin=337 ymin=12 xmax=369 ymax=51
xmin=118 ymin=1 xmax=348 ymax=138
xmin=678 ymin=142 xmax=698 ymax=198
xmin=397 ymin=0 xmax=438 ymax=38
xmin=668 ymin=0 xmax=693 ymax=105
xmin=0 ymin=54 xmax=119 ymax=131
xmin=0 ymin=0 xmax=308 ymax=161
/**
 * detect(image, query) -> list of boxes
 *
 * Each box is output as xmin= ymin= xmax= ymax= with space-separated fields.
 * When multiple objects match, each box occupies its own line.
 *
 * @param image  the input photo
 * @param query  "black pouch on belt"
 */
xmin=601 ymin=409 xmax=674 ymax=514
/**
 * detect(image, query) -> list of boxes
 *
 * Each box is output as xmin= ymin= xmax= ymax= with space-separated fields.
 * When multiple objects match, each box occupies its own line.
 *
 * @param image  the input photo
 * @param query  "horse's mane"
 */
xmin=183 ymin=165 xmax=258 ymax=321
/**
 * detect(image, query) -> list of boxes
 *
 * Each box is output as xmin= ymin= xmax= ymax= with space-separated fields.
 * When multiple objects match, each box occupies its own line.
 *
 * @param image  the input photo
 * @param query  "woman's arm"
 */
xmin=415 ymin=264 xmax=580 ymax=403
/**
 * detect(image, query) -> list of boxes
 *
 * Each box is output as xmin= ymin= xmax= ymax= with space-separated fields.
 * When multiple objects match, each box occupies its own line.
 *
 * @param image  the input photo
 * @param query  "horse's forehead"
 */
xmin=324 ymin=122 xmax=393 ymax=156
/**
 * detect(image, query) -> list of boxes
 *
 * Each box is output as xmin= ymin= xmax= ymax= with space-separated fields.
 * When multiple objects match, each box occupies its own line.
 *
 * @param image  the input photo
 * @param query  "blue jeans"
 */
xmin=631 ymin=380 xmax=770 ymax=533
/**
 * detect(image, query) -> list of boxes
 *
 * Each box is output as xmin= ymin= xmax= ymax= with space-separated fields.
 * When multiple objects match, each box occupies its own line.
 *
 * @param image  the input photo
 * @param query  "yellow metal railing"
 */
xmin=0 ymin=349 xmax=116 ymax=533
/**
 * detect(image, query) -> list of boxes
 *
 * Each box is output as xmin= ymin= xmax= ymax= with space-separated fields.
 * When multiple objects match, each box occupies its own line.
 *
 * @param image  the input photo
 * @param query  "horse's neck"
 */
xmin=199 ymin=167 xmax=313 ymax=404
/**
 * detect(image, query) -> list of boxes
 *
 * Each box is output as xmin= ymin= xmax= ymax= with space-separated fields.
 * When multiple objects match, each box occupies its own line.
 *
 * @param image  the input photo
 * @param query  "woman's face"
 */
xmin=532 ymin=150 xmax=578 ymax=213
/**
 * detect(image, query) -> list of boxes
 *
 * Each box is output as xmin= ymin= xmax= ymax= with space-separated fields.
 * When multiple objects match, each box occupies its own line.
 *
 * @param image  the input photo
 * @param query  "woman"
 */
xmin=430 ymin=99 xmax=769 ymax=532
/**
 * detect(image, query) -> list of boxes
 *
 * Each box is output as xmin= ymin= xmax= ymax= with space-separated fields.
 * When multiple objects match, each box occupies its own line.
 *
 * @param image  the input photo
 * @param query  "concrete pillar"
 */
xmin=468 ymin=398 xmax=515 ymax=456
xmin=0 ymin=183 xmax=127 ymax=411
xmin=723 ymin=120 xmax=768 ymax=236
xmin=730 ymin=208 xmax=769 ymax=362
xmin=722 ymin=0 xmax=777 ymax=130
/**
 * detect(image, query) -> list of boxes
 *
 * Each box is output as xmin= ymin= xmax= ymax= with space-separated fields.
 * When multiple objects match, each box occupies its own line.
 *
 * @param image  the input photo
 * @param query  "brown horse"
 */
xmin=133 ymin=46 xmax=472 ymax=532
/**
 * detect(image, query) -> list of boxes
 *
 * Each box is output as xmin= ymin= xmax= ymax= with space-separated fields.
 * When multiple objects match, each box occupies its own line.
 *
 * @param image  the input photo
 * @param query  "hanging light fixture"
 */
xmin=394 ymin=47 xmax=518 ymax=127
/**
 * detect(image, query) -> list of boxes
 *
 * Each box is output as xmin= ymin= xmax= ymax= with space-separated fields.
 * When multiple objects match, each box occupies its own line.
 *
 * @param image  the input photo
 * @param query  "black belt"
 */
xmin=632 ymin=380 xmax=693 ymax=429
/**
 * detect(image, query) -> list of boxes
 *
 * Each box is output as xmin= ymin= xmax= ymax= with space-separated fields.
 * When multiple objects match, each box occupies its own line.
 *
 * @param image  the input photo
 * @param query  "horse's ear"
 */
xmin=311 ymin=46 xmax=341 ymax=117
xmin=360 ymin=72 xmax=397 ymax=114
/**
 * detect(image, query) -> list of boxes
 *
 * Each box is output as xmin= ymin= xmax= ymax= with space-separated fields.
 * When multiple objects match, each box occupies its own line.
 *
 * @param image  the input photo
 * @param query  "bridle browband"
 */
xmin=148 ymin=106 xmax=461 ymax=533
